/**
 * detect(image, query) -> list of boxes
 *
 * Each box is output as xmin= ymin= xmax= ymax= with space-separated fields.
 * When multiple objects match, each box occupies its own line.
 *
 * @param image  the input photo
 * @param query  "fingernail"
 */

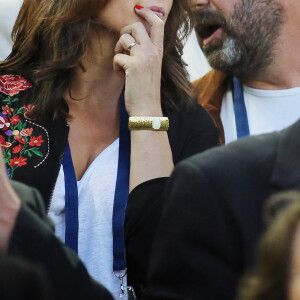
xmin=135 ymin=5 xmax=144 ymax=10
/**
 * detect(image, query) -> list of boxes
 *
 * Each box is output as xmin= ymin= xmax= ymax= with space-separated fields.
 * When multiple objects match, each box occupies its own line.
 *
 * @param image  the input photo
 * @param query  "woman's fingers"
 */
xmin=115 ymin=33 xmax=140 ymax=55
xmin=120 ymin=21 xmax=150 ymax=46
xmin=134 ymin=7 xmax=165 ymax=48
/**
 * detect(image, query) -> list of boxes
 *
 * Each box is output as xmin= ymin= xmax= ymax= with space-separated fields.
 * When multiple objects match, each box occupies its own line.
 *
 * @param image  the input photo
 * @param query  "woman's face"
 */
xmin=99 ymin=0 xmax=173 ymax=33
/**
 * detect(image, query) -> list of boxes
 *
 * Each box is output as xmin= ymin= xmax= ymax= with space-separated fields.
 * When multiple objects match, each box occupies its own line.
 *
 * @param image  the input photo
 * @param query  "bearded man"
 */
xmin=146 ymin=1 xmax=300 ymax=299
xmin=192 ymin=0 xmax=300 ymax=144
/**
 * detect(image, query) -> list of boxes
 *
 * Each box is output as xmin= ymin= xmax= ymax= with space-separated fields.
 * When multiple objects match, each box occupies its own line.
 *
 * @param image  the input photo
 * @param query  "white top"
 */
xmin=48 ymin=138 xmax=127 ymax=300
xmin=221 ymin=84 xmax=300 ymax=144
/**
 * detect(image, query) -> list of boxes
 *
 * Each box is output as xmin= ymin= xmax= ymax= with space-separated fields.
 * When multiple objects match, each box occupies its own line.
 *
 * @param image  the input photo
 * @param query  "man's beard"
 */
xmin=194 ymin=0 xmax=285 ymax=81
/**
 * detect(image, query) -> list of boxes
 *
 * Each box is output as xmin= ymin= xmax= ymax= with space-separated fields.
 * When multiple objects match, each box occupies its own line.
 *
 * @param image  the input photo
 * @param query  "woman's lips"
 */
xmin=149 ymin=6 xmax=165 ymax=20
xmin=203 ymin=27 xmax=223 ymax=47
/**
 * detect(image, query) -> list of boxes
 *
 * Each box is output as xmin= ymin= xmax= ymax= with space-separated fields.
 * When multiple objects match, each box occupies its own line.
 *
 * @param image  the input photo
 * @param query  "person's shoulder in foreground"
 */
xmin=0 ymin=252 xmax=53 ymax=300
xmin=9 ymin=180 xmax=114 ymax=300
xmin=146 ymin=119 xmax=300 ymax=300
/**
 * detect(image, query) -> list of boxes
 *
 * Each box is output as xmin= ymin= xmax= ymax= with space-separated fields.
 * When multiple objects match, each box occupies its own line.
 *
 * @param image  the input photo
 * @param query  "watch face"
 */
xmin=152 ymin=117 xmax=161 ymax=130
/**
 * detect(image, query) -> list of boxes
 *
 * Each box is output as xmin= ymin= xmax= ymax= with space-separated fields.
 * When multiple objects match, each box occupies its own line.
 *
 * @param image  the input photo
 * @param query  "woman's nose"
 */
xmin=191 ymin=0 xmax=210 ymax=10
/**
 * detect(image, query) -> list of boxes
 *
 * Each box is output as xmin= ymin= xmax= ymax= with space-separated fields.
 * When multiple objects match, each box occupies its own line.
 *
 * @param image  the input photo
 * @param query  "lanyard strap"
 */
xmin=112 ymin=93 xmax=131 ymax=271
xmin=232 ymin=77 xmax=250 ymax=139
xmin=62 ymin=141 xmax=79 ymax=253
xmin=62 ymin=92 xmax=131 ymax=273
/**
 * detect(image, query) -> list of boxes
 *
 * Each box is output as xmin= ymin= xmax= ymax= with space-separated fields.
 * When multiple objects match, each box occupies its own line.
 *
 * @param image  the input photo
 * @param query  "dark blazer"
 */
xmin=147 ymin=119 xmax=300 ymax=300
xmin=9 ymin=181 xmax=114 ymax=300
xmin=0 ymin=253 xmax=52 ymax=300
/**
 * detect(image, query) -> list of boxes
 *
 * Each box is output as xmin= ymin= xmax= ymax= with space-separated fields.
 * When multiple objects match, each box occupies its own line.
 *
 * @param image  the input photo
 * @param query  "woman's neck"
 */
xmin=66 ymin=28 xmax=124 ymax=110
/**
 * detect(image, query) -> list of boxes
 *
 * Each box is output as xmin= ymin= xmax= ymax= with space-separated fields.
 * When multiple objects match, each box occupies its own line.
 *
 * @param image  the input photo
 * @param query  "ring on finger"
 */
xmin=127 ymin=41 xmax=138 ymax=52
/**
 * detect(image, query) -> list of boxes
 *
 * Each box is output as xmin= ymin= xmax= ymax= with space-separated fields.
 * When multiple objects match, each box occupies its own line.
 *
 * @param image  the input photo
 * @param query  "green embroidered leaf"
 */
xmin=27 ymin=151 xmax=33 ymax=157
xmin=17 ymin=122 xmax=23 ymax=131
xmin=22 ymin=122 xmax=27 ymax=129
xmin=6 ymin=151 xmax=12 ymax=159
xmin=12 ymin=98 xmax=20 ymax=103
xmin=2 ymin=99 xmax=11 ymax=105
xmin=16 ymin=107 xmax=25 ymax=114
xmin=30 ymin=148 xmax=43 ymax=157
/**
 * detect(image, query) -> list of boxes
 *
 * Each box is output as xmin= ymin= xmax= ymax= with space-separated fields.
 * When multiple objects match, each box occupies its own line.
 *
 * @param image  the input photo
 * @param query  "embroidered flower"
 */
xmin=13 ymin=130 xmax=27 ymax=144
xmin=0 ymin=75 xmax=32 ymax=96
xmin=0 ymin=135 xmax=11 ymax=149
xmin=9 ymin=156 xmax=27 ymax=167
xmin=10 ymin=115 xmax=20 ymax=125
xmin=12 ymin=144 xmax=22 ymax=154
xmin=0 ymin=75 xmax=47 ymax=178
xmin=20 ymin=127 xmax=33 ymax=137
xmin=29 ymin=135 xmax=44 ymax=147
xmin=2 ymin=105 xmax=14 ymax=116
xmin=23 ymin=104 xmax=35 ymax=119
xmin=0 ymin=115 xmax=10 ymax=131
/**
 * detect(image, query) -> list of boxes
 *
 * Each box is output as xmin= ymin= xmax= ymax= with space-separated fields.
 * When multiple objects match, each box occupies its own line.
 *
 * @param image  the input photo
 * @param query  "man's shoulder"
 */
xmin=179 ymin=130 xmax=280 ymax=185
xmin=193 ymin=70 xmax=229 ymax=97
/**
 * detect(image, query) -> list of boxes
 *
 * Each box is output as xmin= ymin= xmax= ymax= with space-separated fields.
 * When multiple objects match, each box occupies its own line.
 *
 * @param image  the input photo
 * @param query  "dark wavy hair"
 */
xmin=237 ymin=191 xmax=300 ymax=300
xmin=0 ymin=0 xmax=193 ymax=120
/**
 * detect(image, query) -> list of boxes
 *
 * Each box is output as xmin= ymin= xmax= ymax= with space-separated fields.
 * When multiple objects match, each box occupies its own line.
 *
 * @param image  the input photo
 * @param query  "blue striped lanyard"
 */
xmin=232 ymin=77 xmax=250 ymax=139
xmin=62 ymin=91 xmax=131 ymax=273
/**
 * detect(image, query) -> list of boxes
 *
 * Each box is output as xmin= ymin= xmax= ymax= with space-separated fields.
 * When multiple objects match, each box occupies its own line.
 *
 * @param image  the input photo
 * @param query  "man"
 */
xmin=0 ymin=154 xmax=113 ymax=300
xmin=147 ymin=118 xmax=300 ymax=300
xmin=192 ymin=0 xmax=300 ymax=144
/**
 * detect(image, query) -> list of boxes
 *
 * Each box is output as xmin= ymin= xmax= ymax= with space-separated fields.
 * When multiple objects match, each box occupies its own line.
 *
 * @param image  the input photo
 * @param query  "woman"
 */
xmin=0 ymin=0 xmax=218 ymax=298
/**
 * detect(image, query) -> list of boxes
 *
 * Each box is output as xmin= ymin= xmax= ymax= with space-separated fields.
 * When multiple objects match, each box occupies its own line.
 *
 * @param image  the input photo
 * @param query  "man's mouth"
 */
xmin=196 ymin=23 xmax=224 ymax=47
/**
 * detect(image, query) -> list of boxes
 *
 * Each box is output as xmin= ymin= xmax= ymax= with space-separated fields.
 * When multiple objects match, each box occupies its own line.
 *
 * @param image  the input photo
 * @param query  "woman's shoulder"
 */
xmin=0 ymin=73 xmax=34 ymax=110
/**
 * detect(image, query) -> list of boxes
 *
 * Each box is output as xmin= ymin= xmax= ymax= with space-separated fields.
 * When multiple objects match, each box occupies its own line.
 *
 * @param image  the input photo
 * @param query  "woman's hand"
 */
xmin=0 ymin=152 xmax=21 ymax=252
xmin=114 ymin=6 xmax=165 ymax=117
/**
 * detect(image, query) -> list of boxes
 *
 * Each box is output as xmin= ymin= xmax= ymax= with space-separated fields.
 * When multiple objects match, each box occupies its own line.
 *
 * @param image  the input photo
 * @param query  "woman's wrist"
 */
xmin=128 ymin=106 xmax=163 ymax=117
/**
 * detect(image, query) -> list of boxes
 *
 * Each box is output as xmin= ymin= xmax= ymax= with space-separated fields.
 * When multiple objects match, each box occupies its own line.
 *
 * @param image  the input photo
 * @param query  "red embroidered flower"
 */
xmin=15 ymin=135 xmax=27 ymax=144
xmin=9 ymin=156 xmax=27 ymax=167
xmin=12 ymin=144 xmax=22 ymax=154
xmin=2 ymin=105 xmax=14 ymax=116
xmin=10 ymin=115 xmax=20 ymax=125
xmin=20 ymin=127 xmax=33 ymax=137
xmin=23 ymin=104 xmax=35 ymax=119
xmin=0 ymin=135 xmax=11 ymax=149
xmin=0 ymin=115 xmax=10 ymax=131
xmin=29 ymin=135 xmax=44 ymax=147
xmin=0 ymin=75 xmax=32 ymax=96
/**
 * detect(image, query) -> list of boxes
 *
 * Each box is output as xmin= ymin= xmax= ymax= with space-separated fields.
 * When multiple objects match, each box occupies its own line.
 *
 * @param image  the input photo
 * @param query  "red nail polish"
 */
xmin=135 ymin=5 xmax=144 ymax=10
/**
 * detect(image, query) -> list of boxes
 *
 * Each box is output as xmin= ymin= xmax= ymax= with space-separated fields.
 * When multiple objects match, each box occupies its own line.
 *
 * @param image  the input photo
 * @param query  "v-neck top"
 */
xmin=48 ymin=138 xmax=126 ymax=299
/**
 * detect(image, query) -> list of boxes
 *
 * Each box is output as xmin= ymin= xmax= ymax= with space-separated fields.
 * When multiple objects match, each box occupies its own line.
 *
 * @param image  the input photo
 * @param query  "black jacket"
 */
xmin=0 ymin=252 xmax=53 ymax=300
xmin=9 ymin=180 xmax=114 ymax=300
xmin=147 ymin=119 xmax=300 ymax=300
xmin=0 ymin=74 xmax=219 ymax=297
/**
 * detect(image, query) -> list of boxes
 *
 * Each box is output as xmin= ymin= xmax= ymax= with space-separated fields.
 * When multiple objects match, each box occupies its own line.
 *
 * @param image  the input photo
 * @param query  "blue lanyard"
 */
xmin=232 ymin=77 xmax=250 ymax=139
xmin=62 ymin=91 xmax=131 ymax=272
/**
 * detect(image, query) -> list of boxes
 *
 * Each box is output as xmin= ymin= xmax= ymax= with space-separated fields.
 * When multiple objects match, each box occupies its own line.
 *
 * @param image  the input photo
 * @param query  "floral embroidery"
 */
xmin=0 ymin=75 xmax=32 ymax=96
xmin=9 ymin=156 xmax=27 ymax=167
xmin=12 ymin=144 xmax=22 ymax=154
xmin=10 ymin=115 xmax=20 ymax=125
xmin=29 ymin=135 xmax=44 ymax=147
xmin=0 ymin=75 xmax=47 ymax=178
xmin=2 ymin=105 xmax=14 ymax=116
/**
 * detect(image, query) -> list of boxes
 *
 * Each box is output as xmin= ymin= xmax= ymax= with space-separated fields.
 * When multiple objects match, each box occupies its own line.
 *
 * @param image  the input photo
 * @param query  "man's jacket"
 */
xmin=193 ymin=70 xmax=230 ymax=144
